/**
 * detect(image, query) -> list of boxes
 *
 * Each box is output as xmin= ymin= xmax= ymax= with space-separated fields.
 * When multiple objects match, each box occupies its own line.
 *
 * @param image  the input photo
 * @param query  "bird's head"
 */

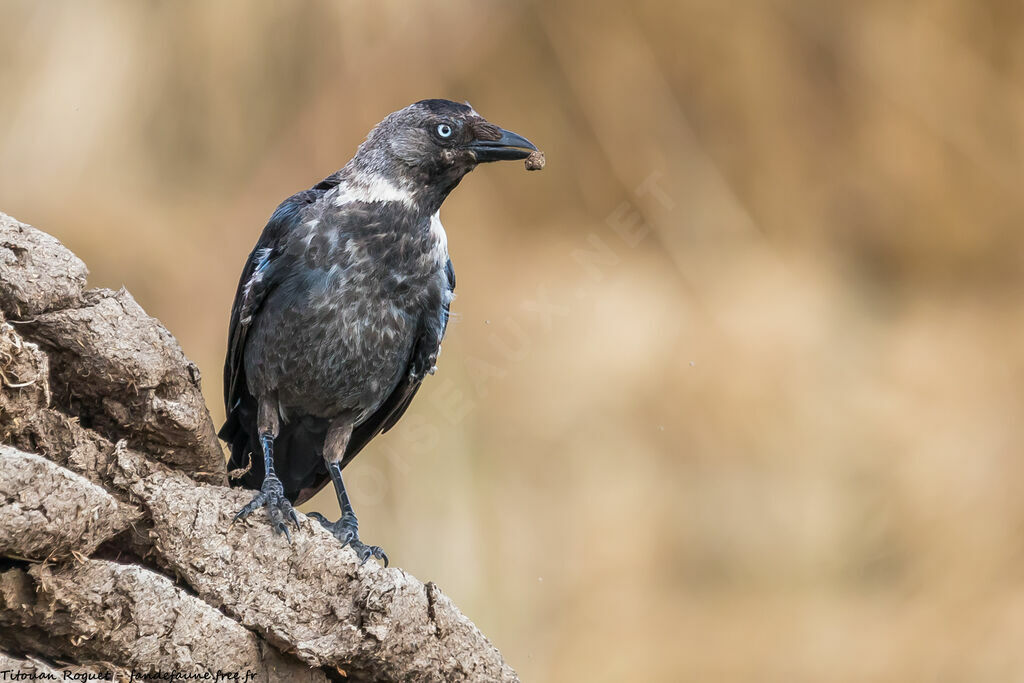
xmin=348 ymin=99 xmax=538 ymax=213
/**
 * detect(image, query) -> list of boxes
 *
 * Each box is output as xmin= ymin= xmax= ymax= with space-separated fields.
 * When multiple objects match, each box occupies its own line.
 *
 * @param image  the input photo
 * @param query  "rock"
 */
xmin=0 ymin=446 xmax=140 ymax=561
xmin=0 ymin=212 xmax=88 ymax=317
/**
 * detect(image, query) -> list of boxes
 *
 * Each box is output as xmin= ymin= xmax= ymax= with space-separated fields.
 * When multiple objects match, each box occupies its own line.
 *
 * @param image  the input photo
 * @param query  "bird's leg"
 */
xmin=308 ymin=419 xmax=388 ymax=566
xmin=233 ymin=396 xmax=300 ymax=541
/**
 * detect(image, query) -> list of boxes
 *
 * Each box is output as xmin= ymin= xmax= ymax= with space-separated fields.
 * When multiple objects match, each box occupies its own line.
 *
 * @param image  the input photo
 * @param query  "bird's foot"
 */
xmin=233 ymin=475 xmax=300 ymax=541
xmin=308 ymin=512 xmax=389 ymax=567
xmin=347 ymin=538 xmax=389 ymax=567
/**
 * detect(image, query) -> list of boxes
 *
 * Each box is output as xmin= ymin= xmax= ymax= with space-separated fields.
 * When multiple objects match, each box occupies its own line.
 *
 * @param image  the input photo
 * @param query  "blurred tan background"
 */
xmin=3 ymin=1 xmax=1024 ymax=680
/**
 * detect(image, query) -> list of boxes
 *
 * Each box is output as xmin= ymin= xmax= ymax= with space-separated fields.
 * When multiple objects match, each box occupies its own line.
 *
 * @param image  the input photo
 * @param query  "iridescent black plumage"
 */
xmin=220 ymin=99 xmax=536 ymax=562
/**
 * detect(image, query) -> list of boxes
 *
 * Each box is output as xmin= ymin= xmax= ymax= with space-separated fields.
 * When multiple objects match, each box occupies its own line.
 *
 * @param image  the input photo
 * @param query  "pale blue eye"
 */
xmin=436 ymin=123 xmax=453 ymax=138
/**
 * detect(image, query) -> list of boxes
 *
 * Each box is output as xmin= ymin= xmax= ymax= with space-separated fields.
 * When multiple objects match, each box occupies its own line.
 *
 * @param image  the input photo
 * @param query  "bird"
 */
xmin=219 ymin=99 xmax=538 ymax=565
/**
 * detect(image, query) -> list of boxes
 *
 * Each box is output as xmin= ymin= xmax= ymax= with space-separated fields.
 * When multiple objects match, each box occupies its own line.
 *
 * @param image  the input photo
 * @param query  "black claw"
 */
xmin=233 ymin=475 xmax=298 ymax=542
xmin=350 ymin=540 xmax=388 ymax=566
xmin=310 ymin=514 xmax=387 ymax=565
xmin=233 ymin=494 xmax=264 ymax=523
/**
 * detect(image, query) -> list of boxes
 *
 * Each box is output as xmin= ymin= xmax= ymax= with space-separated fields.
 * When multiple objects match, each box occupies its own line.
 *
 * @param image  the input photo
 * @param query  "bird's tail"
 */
xmin=221 ymin=398 xmax=331 ymax=504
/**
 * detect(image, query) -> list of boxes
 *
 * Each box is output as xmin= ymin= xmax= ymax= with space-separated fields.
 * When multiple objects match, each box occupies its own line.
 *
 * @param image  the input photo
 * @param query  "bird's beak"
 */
xmin=468 ymin=128 xmax=538 ymax=163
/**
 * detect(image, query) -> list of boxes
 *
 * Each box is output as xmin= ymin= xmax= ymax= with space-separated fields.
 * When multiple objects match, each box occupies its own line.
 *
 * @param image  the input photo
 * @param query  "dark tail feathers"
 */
xmin=221 ymin=399 xmax=331 ymax=504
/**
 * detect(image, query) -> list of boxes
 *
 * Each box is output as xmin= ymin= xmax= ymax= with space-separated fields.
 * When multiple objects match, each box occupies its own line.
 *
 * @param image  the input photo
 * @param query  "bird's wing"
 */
xmin=223 ymin=191 xmax=319 ymax=415
xmin=342 ymin=257 xmax=456 ymax=466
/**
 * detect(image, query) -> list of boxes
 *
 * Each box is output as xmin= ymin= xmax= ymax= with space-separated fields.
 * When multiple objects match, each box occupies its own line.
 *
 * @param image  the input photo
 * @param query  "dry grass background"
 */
xmin=2 ymin=1 xmax=1024 ymax=680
